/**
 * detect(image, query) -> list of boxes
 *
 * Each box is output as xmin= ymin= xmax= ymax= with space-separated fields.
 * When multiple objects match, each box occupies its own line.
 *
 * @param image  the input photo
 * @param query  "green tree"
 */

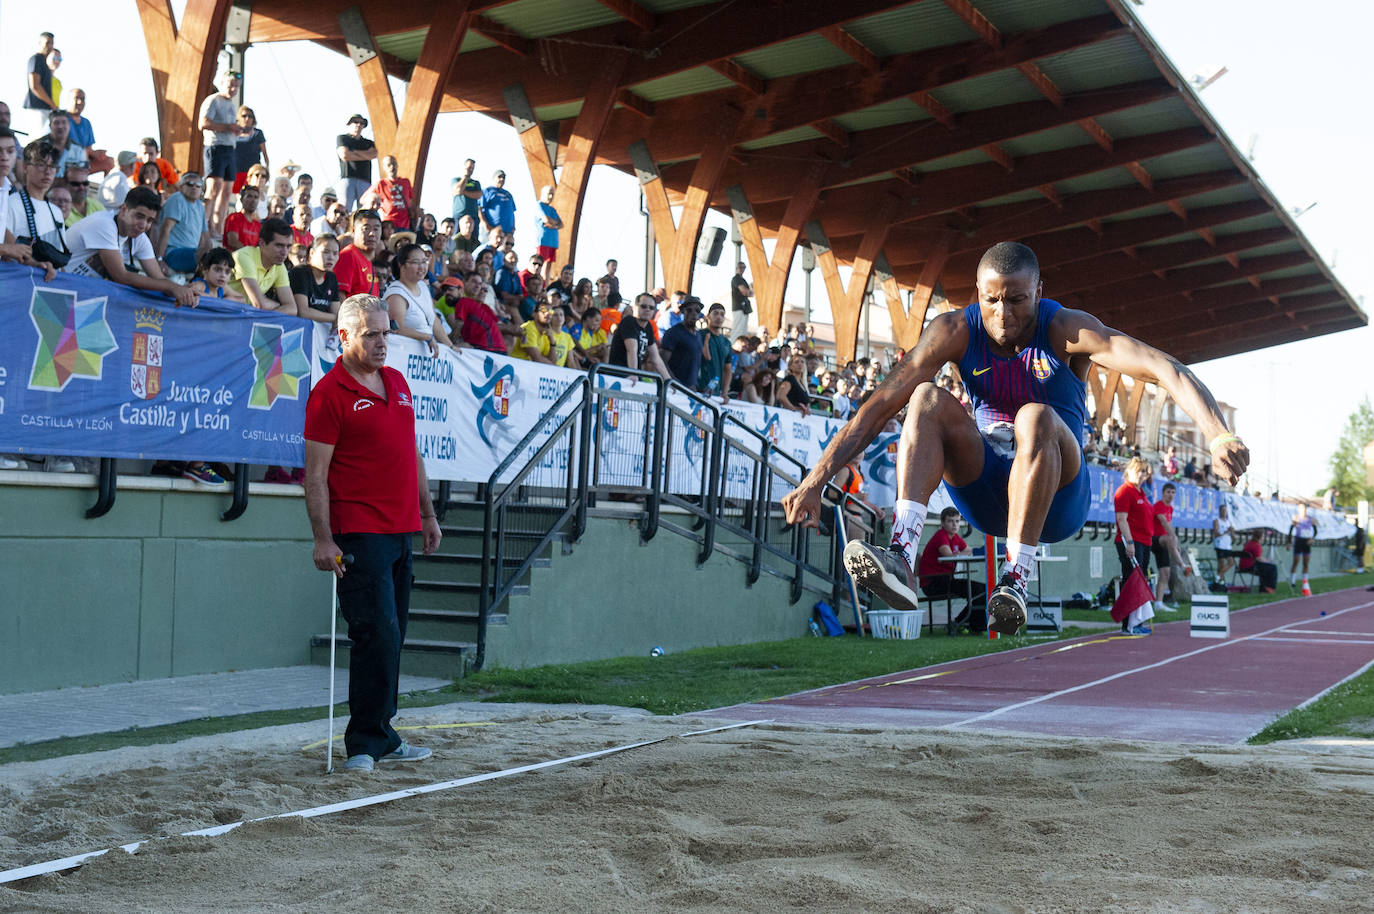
xmin=1326 ymin=397 xmax=1374 ymax=504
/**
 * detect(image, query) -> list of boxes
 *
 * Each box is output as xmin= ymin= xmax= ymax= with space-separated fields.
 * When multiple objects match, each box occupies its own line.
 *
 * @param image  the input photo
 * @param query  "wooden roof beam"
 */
xmin=1078 ymin=117 xmax=1114 ymax=152
xmin=586 ymin=14 xmax=1129 ymax=162
xmin=708 ymin=59 xmax=766 ymax=96
xmin=911 ymin=91 xmax=956 ymax=128
xmin=941 ymin=0 xmax=1001 ymax=50
xmin=1124 ymin=161 xmax=1154 ymax=193
xmin=595 ymin=0 xmax=654 ymax=31
xmin=616 ymin=88 xmax=654 ymax=118
xmin=472 ymin=15 xmax=531 ymax=56
xmin=982 ymin=144 xmax=1014 ymax=171
xmin=812 ymin=118 xmax=851 ymax=150
xmin=652 ymin=79 xmax=1176 ymax=207
xmin=820 ymin=25 xmax=881 ymax=73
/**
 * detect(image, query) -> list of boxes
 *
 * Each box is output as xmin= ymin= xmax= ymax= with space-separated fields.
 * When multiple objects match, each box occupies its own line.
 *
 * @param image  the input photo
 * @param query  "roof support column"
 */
xmin=160 ymin=0 xmax=233 ymax=174
xmin=629 ymin=106 xmax=742 ymax=296
xmin=339 ymin=6 xmax=398 ymax=162
xmin=504 ymin=49 xmax=629 ymax=271
xmin=808 ymin=200 xmax=895 ymax=363
xmin=878 ymin=231 xmax=951 ymax=351
xmin=393 ymin=6 xmax=472 ymax=202
xmin=726 ymin=161 xmax=824 ymax=335
xmin=135 ymin=0 xmax=176 ymax=143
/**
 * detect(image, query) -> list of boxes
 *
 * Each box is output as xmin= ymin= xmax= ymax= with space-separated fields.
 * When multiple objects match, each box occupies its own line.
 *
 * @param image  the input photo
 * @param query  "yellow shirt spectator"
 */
xmin=509 ymin=319 xmax=549 ymax=361
xmin=230 ymin=245 xmax=291 ymax=302
xmin=576 ymin=328 xmax=608 ymax=354
xmin=550 ymin=330 xmax=575 ymax=367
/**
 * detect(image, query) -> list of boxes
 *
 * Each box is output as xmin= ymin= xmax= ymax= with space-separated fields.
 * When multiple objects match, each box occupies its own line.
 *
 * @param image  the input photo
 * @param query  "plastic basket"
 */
xmin=867 ymin=608 xmax=924 ymax=640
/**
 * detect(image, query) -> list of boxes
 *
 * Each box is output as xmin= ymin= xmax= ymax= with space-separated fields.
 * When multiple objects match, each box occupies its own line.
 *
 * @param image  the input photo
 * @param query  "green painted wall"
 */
xmin=0 ymin=483 xmax=326 ymax=695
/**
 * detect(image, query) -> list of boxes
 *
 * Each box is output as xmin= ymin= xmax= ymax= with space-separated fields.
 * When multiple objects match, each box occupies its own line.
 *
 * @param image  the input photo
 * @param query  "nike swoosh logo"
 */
xmin=972 ymin=367 xmax=992 ymax=376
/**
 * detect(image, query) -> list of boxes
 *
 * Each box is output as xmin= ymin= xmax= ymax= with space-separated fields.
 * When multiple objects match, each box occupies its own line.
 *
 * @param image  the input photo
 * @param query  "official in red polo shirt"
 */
xmin=1112 ymin=456 xmax=1155 ymax=633
xmin=305 ymin=294 xmax=441 ymax=772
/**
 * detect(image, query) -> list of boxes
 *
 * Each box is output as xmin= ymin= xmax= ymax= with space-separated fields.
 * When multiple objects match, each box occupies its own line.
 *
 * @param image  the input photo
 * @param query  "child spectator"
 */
xmin=223 ymin=185 xmax=261 ymax=250
xmin=289 ymin=234 xmax=341 ymax=322
xmin=188 ymin=247 xmax=245 ymax=301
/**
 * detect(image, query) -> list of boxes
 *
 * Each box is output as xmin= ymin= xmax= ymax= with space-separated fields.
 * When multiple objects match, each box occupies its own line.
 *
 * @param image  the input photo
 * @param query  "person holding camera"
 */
xmin=3 ymin=138 xmax=68 ymax=275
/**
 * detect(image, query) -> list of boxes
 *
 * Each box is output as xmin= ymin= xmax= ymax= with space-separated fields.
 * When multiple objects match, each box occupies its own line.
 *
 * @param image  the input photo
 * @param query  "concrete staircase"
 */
xmin=309 ymin=495 xmax=560 ymax=681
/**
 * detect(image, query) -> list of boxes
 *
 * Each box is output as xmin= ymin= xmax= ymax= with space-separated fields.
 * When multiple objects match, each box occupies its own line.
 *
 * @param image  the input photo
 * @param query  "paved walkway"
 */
xmin=0 ymin=667 xmax=450 ymax=749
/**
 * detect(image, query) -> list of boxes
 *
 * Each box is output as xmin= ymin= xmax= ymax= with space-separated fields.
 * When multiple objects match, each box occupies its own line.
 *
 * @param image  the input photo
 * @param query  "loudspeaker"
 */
xmin=696 ymin=226 xmax=726 ymax=266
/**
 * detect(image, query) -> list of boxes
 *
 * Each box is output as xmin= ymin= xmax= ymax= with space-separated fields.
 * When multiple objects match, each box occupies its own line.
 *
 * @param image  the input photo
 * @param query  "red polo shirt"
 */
xmin=335 ymin=244 xmax=378 ymax=298
xmin=304 ymin=362 xmax=419 ymax=535
xmin=1152 ymin=500 xmax=1172 ymax=539
xmin=1113 ymin=483 xmax=1153 ymax=546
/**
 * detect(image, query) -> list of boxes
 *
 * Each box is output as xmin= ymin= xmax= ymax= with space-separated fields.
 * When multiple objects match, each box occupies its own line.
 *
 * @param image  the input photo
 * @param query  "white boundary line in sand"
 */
xmin=0 ymin=719 xmax=770 ymax=887
xmin=945 ymin=599 xmax=1374 ymax=729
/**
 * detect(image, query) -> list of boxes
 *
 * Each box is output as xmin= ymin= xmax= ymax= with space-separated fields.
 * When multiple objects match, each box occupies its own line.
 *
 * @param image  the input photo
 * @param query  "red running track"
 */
xmin=709 ymin=588 xmax=1374 ymax=743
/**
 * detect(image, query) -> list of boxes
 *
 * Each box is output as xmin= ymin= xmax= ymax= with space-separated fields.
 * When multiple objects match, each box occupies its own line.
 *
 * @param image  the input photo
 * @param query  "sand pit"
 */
xmin=3 ymin=702 xmax=1373 ymax=912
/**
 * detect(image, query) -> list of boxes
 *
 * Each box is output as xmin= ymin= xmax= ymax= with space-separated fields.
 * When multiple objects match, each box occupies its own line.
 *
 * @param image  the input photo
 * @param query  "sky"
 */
xmin=1 ymin=0 xmax=1369 ymax=498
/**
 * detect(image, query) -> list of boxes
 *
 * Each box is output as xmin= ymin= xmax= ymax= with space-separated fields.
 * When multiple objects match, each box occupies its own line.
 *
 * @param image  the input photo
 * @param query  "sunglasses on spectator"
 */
xmin=182 ymin=180 xmax=204 ymax=188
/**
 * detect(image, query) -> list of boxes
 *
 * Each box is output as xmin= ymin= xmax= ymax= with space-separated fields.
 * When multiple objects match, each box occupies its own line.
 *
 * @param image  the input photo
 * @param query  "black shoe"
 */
xmin=986 ymin=571 xmax=1027 ymax=635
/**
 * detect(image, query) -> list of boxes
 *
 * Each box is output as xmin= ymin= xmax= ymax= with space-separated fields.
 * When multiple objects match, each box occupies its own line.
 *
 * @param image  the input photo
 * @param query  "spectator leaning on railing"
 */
xmin=229 ymin=216 xmax=297 ymax=315
xmin=156 ymin=171 xmax=209 ymax=273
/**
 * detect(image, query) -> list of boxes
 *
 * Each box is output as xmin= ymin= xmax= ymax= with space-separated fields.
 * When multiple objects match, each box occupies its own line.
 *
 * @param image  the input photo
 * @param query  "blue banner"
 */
xmin=1082 ymin=467 xmax=1223 ymax=530
xmin=0 ymin=264 xmax=312 ymax=465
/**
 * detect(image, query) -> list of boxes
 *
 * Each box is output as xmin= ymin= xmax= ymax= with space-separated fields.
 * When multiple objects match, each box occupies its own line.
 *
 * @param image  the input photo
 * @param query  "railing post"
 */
xmin=84 ymin=458 xmax=118 ymax=519
xmin=698 ymin=411 xmax=724 ymax=566
xmin=218 ymin=463 xmax=251 ymax=521
xmin=748 ymin=441 xmax=769 ymax=586
xmin=575 ymin=376 xmax=594 ymax=541
xmin=435 ymin=480 xmax=451 ymax=524
xmin=643 ymin=377 xmax=667 ymax=542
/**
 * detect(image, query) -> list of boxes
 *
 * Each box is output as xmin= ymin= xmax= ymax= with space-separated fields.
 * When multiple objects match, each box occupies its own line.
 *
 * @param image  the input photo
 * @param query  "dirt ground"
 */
xmin=2 ymin=703 xmax=1373 ymax=913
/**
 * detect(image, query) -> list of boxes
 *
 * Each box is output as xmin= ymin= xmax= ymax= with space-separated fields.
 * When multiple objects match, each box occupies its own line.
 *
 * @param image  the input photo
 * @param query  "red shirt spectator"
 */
xmin=1114 ymin=482 xmax=1153 ymax=545
xmin=1240 ymin=538 xmax=1261 ymax=571
xmin=224 ymin=210 xmax=260 ymax=250
xmin=1153 ymin=499 xmax=1172 ymax=535
xmin=918 ymin=526 xmax=967 ymax=589
xmin=291 ymin=225 xmax=313 ymax=247
xmin=453 ymin=296 xmax=505 ymax=353
xmin=334 ymin=243 xmax=378 ymax=297
xmin=369 ymin=156 xmax=414 ymax=230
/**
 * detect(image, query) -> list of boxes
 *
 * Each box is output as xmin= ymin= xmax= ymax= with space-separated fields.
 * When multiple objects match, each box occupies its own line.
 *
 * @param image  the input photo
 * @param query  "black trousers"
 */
xmin=922 ymin=575 xmax=988 ymax=632
xmin=334 ymin=532 xmax=413 ymax=760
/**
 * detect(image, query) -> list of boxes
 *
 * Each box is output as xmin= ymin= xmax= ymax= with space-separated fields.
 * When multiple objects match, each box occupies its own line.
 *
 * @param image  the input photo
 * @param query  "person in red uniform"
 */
xmin=1239 ymin=530 xmax=1278 ymax=593
xmin=917 ymin=507 xmax=987 ymax=633
xmin=1151 ymin=481 xmax=1185 ymax=610
xmin=334 ymin=208 xmax=382 ymax=297
xmin=1113 ymin=456 xmax=1155 ymax=634
xmin=305 ymin=293 xmax=441 ymax=772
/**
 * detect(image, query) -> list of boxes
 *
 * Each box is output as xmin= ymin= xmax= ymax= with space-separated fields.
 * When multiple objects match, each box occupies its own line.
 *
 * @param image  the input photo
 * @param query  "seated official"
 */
xmin=1239 ymin=531 xmax=1278 ymax=593
xmin=917 ymin=507 xmax=988 ymax=633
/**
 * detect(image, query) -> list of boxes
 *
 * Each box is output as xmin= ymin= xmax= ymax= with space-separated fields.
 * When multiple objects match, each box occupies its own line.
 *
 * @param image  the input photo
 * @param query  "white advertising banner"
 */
xmin=309 ymin=325 xmax=1353 ymax=540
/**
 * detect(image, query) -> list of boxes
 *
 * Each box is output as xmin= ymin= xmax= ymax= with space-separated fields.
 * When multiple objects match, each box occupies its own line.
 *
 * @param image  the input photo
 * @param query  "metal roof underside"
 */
xmin=274 ymin=0 xmax=1363 ymax=362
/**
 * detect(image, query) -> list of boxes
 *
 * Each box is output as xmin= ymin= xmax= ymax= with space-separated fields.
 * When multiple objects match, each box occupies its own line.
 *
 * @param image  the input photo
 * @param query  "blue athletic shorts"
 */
xmin=945 ymin=438 xmax=1089 ymax=542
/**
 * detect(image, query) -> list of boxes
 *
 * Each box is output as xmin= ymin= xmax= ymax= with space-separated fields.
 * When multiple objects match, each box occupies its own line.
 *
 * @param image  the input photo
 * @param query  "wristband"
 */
xmin=1209 ymin=433 xmax=1239 ymax=452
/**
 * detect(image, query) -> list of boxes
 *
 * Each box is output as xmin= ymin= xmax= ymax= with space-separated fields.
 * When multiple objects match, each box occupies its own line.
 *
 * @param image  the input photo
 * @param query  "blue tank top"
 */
xmin=957 ymin=299 xmax=1087 ymax=439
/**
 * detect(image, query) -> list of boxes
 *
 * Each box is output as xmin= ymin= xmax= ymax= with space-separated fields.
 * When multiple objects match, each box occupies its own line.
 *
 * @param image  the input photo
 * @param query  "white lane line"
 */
xmin=1257 ymin=637 xmax=1374 ymax=645
xmin=1281 ymin=629 xmax=1374 ymax=637
xmin=0 ymin=719 xmax=769 ymax=886
xmin=946 ymin=599 xmax=1374 ymax=729
xmin=1297 ymin=658 xmax=1374 ymax=710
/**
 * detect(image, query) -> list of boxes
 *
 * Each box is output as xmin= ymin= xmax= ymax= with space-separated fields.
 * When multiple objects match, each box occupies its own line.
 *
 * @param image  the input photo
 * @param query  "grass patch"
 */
xmin=1250 ymin=669 xmax=1374 ymax=744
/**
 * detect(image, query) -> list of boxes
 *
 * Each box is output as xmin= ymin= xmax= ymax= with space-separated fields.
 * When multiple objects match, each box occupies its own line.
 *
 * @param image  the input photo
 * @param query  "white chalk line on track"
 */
xmin=1282 ymin=630 xmax=1374 ymax=637
xmin=1256 ymin=637 xmax=1374 ymax=645
xmin=945 ymin=599 xmax=1374 ymax=729
xmin=0 ymin=718 xmax=770 ymax=887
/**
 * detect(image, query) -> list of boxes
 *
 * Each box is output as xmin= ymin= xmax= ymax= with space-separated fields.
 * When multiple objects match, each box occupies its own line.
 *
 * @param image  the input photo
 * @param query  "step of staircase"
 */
xmin=309 ymin=634 xmax=474 ymax=680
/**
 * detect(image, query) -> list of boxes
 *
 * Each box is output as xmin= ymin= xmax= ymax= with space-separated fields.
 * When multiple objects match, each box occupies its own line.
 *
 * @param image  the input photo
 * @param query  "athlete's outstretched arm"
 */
xmin=782 ymin=312 xmax=967 ymax=528
xmin=1055 ymin=308 xmax=1249 ymax=484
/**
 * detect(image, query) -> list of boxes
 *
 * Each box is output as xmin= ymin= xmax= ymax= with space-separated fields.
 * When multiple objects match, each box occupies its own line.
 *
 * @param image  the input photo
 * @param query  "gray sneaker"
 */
xmin=342 ymin=754 xmax=375 ymax=772
xmin=987 ymin=571 xmax=1027 ymax=636
xmin=378 ymin=740 xmax=432 ymax=764
xmin=843 ymin=540 xmax=921 ymax=612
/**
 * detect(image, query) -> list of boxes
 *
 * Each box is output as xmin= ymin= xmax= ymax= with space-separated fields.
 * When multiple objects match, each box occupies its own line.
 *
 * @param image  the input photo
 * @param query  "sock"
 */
xmin=889 ymin=499 xmax=927 ymax=571
xmin=1000 ymin=539 xmax=1038 ymax=583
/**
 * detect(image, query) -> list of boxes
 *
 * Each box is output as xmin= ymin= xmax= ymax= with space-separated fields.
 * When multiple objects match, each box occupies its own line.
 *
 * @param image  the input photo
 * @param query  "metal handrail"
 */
xmin=477 ymin=375 xmax=588 ymax=670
